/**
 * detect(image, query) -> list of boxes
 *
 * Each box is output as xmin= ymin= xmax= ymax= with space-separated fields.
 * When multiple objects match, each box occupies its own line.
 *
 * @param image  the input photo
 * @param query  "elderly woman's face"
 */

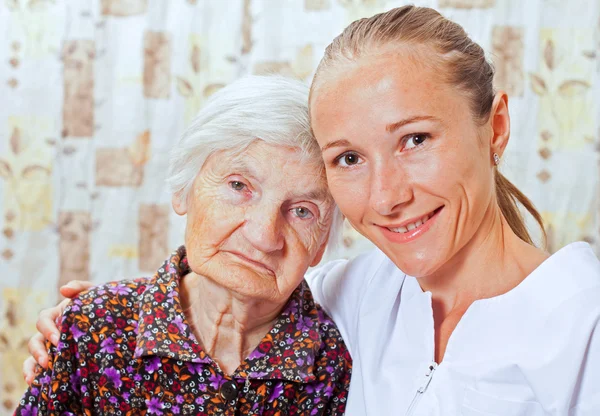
xmin=311 ymin=51 xmax=499 ymax=278
xmin=174 ymin=140 xmax=333 ymax=302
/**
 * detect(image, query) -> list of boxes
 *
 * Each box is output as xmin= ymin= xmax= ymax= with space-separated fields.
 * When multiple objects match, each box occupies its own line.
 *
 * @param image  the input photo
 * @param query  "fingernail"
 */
xmin=51 ymin=334 xmax=59 ymax=345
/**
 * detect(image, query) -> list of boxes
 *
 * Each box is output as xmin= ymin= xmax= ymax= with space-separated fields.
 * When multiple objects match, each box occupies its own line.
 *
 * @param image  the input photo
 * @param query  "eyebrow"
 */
xmin=228 ymin=160 xmax=262 ymax=181
xmin=385 ymin=115 xmax=439 ymax=133
xmin=320 ymin=115 xmax=440 ymax=151
xmin=321 ymin=139 xmax=351 ymax=152
xmin=294 ymin=188 xmax=330 ymax=203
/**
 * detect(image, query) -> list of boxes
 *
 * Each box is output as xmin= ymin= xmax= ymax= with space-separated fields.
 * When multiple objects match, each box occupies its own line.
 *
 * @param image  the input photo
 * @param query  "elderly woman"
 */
xmin=16 ymin=76 xmax=351 ymax=415
xmin=25 ymin=5 xmax=600 ymax=416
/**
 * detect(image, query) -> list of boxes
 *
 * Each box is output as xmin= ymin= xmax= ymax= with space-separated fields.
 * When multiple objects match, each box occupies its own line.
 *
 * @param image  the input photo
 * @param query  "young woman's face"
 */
xmin=310 ymin=51 xmax=501 ymax=278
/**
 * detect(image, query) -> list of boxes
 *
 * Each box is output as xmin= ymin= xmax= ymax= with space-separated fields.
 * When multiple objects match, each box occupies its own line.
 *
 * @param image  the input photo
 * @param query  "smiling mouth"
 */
xmin=384 ymin=206 xmax=443 ymax=234
xmin=227 ymin=252 xmax=275 ymax=275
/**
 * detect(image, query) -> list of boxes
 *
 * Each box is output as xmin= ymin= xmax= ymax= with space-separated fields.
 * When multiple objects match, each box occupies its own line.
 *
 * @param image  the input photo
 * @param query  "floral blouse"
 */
xmin=16 ymin=246 xmax=352 ymax=415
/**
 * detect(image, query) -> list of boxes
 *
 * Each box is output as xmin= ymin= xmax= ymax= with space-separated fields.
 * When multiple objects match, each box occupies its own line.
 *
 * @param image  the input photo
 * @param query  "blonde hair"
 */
xmin=310 ymin=5 xmax=545 ymax=246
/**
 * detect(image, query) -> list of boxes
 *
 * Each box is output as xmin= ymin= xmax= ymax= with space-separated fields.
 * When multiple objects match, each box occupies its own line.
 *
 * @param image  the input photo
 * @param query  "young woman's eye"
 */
xmin=291 ymin=206 xmax=314 ymax=219
xmin=404 ymin=134 xmax=430 ymax=150
xmin=335 ymin=152 xmax=362 ymax=167
xmin=229 ymin=180 xmax=247 ymax=191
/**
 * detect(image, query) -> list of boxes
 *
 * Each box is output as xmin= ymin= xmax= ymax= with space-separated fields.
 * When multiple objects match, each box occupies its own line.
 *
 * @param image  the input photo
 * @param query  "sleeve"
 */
xmin=305 ymin=253 xmax=381 ymax=354
xmin=14 ymin=306 xmax=83 ymax=416
xmin=525 ymin=286 xmax=600 ymax=415
xmin=565 ymin=288 xmax=600 ymax=415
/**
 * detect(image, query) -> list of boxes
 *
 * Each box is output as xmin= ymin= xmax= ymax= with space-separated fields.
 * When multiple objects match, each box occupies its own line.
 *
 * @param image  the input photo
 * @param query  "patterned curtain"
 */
xmin=0 ymin=0 xmax=598 ymax=412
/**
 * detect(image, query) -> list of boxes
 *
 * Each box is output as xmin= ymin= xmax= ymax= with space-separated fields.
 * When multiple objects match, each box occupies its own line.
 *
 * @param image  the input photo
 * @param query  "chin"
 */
xmin=386 ymin=249 xmax=443 ymax=278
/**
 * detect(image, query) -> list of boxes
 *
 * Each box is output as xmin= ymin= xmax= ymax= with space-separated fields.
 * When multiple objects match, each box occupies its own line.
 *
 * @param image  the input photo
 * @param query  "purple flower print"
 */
xmin=172 ymin=315 xmax=186 ymax=332
xmin=268 ymin=382 xmax=284 ymax=402
xmin=70 ymin=324 xmax=85 ymax=341
xmin=209 ymin=373 xmax=225 ymax=390
xmin=188 ymin=363 xmax=203 ymax=375
xmin=21 ymin=403 xmax=37 ymax=416
xmin=298 ymin=316 xmax=313 ymax=332
xmin=248 ymin=349 xmax=267 ymax=360
xmin=100 ymin=337 xmax=117 ymax=354
xmin=146 ymin=356 xmax=161 ymax=373
xmin=69 ymin=370 xmax=81 ymax=392
xmin=146 ymin=397 xmax=163 ymax=415
xmin=306 ymin=382 xmax=324 ymax=394
xmin=105 ymin=367 xmax=122 ymax=388
xmin=110 ymin=284 xmax=131 ymax=296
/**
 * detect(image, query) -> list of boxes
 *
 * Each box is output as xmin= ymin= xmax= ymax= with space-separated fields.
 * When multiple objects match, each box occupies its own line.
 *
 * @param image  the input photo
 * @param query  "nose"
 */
xmin=369 ymin=160 xmax=413 ymax=216
xmin=242 ymin=204 xmax=285 ymax=253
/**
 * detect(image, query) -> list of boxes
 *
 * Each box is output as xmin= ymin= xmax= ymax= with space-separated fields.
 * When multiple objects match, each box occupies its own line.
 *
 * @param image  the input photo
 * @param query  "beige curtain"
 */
xmin=0 ymin=0 xmax=598 ymax=411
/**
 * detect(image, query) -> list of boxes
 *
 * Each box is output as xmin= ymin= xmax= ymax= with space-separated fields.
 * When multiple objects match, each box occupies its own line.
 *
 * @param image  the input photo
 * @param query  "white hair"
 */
xmin=166 ymin=75 xmax=343 ymax=257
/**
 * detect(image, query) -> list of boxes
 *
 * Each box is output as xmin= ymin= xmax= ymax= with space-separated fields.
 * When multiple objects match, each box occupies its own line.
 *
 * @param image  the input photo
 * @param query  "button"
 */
xmin=220 ymin=380 xmax=239 ymax=401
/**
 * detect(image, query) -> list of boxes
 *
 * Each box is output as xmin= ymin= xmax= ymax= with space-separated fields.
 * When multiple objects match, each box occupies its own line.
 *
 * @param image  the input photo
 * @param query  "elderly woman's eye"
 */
xmin=335 ymin=152 xmax=361 ymax=168
xmin=292 ymin=207 xmax=314 ymax=219
xmin=230 ymin=181 xmax=246 ymax=191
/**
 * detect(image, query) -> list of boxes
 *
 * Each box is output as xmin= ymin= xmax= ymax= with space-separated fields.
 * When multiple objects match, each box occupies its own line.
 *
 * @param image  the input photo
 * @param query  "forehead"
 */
xmin=206 ymin=140 xmax=330 ymax=199
xmin=311 ymin=50 xmax=469 ymax=136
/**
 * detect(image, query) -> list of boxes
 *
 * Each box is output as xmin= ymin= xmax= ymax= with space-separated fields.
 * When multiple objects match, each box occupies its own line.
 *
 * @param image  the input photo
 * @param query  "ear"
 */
xmin=489 ymin=91 xmax=510 ymax=159
xmin=171 ymin=192 xmax=187 ymax=216
xmin=310 ymin=235 xmax=329 ymax=267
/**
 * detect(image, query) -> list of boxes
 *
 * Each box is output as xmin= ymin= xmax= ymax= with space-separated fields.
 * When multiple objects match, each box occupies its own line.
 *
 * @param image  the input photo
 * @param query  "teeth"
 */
xmin=387 ymin=212 xmax=433 ymax=234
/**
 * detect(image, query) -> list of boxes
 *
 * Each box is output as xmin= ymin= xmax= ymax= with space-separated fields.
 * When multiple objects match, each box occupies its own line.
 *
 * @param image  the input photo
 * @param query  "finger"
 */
xmin=22 ymin=357 xmax=38 ymax=385
xmin=36 ymin=306 xmax=62 ymax=347
xmin=59 ymin=280 xmax=94 ymax=298
xmin=28 ymin=333 xmax=49 ymax=369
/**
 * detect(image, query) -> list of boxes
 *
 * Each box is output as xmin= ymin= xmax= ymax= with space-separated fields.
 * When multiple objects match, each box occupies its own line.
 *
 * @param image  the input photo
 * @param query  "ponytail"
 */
xmin=495 ymin=171 xmax=546 ymax=247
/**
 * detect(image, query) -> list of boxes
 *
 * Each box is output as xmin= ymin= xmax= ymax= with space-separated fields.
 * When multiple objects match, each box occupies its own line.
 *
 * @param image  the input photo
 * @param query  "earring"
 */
xmin=493 ymin=153 xmax=500 ymax=166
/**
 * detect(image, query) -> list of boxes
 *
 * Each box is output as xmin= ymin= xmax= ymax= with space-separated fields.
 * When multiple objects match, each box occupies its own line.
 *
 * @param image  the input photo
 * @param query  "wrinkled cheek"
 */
xmin=185 ymin=202 xmax=242 ymax=261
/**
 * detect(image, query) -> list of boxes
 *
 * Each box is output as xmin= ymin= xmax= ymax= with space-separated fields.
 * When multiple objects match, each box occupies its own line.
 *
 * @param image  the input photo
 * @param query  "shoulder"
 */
xmin=306 ymin=248 xmax=389 ymax=294
xmin=529 ymin=242 xmax=600 ymax=316
xmin=60 ymin=278 xmax=151 ymax=338
xmin=519 ymin=245 xmax=600 ymax=410
xmin=70 ymin=278 xmax=150 ymax=313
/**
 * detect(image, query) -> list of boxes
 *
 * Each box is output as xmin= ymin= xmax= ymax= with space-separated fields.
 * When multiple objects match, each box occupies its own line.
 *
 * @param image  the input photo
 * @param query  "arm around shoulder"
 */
xmin=15 ymin=304 xmax=83 ymax=415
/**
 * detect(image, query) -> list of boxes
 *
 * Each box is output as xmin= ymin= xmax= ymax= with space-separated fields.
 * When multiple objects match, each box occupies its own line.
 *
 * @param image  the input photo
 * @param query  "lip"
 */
xmin=377 ymin=206 xmax=443 ymax=244
xmin=226 ymin=251 xmax=275 ymax=275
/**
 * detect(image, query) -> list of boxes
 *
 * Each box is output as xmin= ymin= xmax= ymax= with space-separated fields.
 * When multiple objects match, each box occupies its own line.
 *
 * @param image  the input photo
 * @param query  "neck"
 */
xmin=420 ymin=202 xmax=548 ymax=318
xmin=180 ymin=273 xmax=286 ymax=375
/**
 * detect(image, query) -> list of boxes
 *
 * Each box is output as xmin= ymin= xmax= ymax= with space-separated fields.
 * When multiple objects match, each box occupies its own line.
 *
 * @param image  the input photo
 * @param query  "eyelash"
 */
xmin=230 ymin=180 xmax=316 ymax=221
xmin=332 ymin=133 xmax=431 ymax=168
xmin=402 ymin=133 xmax=431 ymax=151
xmin=290 ymin=206 xmax=314 ymax=220
xmin=333 ymin=152 xmax=362 ymax=168
xmin=229 ymin=180 xmax=248 ymax=192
